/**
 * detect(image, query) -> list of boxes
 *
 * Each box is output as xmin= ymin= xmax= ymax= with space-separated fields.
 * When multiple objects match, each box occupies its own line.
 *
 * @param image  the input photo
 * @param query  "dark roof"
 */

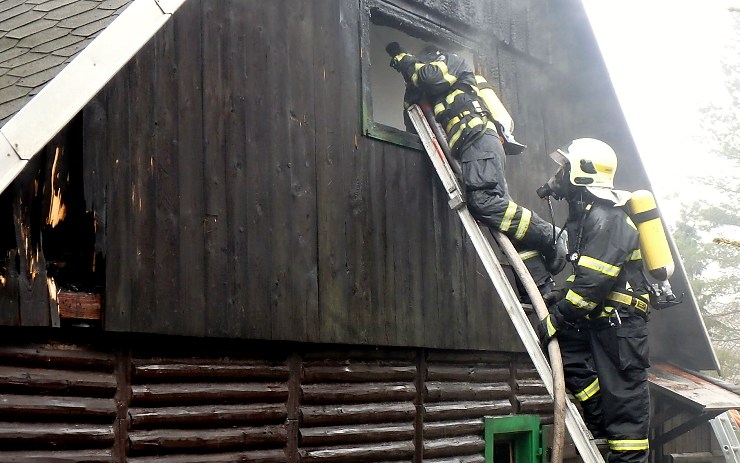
xmin=0 ymin=0 xmax=132 ymax=126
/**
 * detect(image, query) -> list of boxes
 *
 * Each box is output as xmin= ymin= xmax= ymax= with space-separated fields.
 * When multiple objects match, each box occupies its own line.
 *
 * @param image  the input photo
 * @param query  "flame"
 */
xmin=47 ymin=147 xmax=67 ymax=228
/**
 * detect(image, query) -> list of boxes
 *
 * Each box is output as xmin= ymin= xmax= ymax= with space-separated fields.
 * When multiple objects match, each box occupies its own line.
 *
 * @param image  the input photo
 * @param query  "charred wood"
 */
xmin=298 ymin=423 xmax=414 ymax=446
xmin=130 ymin=382 xmax=288 ymax=405
xmin=301 ymin=402 xmax=416 ymax=426
xmin=128 ymin=425 xmax=287 ymax=451
xmin=301 ymin=382 xmax=415 ymax=404
xmin=129 ymin=403 xmax=287 ymax=427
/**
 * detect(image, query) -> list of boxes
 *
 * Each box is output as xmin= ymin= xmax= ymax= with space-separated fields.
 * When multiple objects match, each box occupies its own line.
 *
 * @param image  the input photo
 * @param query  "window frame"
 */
xmin=359 ymin=0 xmax=486 ymax=149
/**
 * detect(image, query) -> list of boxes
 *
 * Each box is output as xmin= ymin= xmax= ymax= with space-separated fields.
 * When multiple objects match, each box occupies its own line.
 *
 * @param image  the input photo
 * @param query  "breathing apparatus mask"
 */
xmin=537 ymin=161 xmax=571 ymax=200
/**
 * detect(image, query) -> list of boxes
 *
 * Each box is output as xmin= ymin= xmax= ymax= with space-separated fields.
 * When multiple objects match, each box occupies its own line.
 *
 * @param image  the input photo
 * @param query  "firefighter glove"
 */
xmin=536 ymin=311 xmax=564 ymax=346
xmin=385 ymin=41 xmax=403 ymax=58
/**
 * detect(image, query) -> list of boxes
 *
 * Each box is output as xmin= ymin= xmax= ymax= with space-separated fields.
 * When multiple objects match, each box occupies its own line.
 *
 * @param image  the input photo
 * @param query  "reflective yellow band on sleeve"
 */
xmin=630 ymin=249 xmax=642 ymax=261
xmin=499 ymin=201 xmax=517 ymax=232
xmin=514 ymin=208 xmax=531 ymax=240
xmin=608 ymin=439 xmax=649 ymax=451
xmin=546 ymin=315 xmax=557 ymax=337
xmin=574 ymin=378 xmax=600 ymax=402
xmin=578 ymin=255 xmax=620 ymax=277
xmin=565 ymin=289 xmax=597 ymax=311
xmin=519 ymin=250 xmax=540 ymax=261
xmin=445 ymin=89 xmax=465 ymax=105
xmin=566 ymin=275 xmax=575 ymax=282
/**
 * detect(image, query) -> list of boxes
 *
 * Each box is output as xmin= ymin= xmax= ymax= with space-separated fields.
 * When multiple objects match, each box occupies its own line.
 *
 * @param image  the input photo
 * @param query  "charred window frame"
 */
xmin=360 ymin=0 xmax=484 ymax=149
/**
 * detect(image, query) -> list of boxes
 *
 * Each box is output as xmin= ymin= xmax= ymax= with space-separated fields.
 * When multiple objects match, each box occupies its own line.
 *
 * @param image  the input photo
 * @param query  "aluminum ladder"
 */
xmin=711 ymin=411 xmax=740 ymax=463
xmin=406 ymin=104 xmax=604 ymax=463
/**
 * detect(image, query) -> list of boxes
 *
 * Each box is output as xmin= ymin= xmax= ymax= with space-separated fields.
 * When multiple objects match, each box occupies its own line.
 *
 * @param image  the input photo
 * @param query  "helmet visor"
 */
xmin=549 ymin=148 xmax=569 ymax=166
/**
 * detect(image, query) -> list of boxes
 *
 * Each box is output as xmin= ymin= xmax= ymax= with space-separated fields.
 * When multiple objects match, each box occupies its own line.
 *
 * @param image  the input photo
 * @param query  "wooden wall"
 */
xmin=0 ymin=327 xmax=552 ymax=463
xmin=0 ymin=0 xmax=714 ymax=368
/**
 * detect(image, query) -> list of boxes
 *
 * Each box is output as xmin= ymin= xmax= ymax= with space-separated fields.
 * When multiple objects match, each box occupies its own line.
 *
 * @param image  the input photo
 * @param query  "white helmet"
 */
xmin=549 ymin=138 xmax=629 ymax=204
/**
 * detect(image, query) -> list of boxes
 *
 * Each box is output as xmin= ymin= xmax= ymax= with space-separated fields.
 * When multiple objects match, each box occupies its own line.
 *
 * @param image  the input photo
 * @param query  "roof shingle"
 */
xmin=0 ymin=0 xmax=133 ymax=127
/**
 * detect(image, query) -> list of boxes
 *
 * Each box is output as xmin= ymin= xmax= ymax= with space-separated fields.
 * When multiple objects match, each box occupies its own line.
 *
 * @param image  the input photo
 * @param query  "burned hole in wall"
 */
xmin=42 ymin=115 xmax=105 ymax=324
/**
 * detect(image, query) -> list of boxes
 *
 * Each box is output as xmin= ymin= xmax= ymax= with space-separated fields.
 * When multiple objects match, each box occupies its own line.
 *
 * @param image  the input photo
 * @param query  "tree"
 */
xmin=671 ymin=8 xmax=740 ymax=382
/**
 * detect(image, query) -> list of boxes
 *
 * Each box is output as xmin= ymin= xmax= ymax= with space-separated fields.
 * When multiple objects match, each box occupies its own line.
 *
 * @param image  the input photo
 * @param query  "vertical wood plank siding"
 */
xmin=0 ymin=331 xmax=559 ymax=462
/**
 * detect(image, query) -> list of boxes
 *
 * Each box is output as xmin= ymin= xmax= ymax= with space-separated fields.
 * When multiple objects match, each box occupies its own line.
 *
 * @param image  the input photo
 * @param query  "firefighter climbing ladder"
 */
xmin=406 ymin=104 xmax=605 ymax=463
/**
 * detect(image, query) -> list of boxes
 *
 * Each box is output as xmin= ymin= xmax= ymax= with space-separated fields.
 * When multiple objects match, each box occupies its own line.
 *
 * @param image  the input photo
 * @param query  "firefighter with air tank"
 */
xmin=536 ymin=137 xmax=679 ymax=463
xmin=385 ymin=41 xmax=568 ymax=303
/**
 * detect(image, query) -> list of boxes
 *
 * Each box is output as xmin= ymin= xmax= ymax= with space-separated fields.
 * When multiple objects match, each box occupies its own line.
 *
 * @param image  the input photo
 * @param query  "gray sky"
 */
xmin=581 ymin=0 xmax=739 ymax=226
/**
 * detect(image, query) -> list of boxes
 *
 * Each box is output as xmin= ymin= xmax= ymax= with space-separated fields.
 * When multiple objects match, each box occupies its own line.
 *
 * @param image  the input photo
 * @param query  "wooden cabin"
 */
xmin=0 ymin=0 xmax=734 ymax=461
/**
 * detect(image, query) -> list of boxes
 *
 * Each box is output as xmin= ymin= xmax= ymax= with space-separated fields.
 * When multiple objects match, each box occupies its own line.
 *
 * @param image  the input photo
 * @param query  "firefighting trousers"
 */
xmin=460 ymin=132 xmax=556 ymax=285
xmin=557 ymin=315 xmax=651 ymax=463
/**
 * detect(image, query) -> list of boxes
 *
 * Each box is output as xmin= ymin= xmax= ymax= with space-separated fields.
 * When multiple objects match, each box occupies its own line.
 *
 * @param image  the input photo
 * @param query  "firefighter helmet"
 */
xmin=548 ymin=138 xmax=629 ymax=204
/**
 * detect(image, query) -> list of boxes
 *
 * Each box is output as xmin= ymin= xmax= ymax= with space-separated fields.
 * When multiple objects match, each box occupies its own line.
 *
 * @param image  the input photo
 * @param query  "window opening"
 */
xmin=361 ymin=0 xmax=480 ymax=148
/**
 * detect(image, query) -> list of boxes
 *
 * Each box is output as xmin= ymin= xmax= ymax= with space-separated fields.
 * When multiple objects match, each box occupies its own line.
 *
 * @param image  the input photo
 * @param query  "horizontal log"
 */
xmin=129 ymin=425 xmax=287 ymax=451
xmin=129 ymin=403 xmax=287 ymax=427
xmin=426 ymin=365 xmax=510 ymax=383
xmin=132 ymin=363 xmax=289 ymax=381
xmin=424 ymin=400 xmax=511 ymax=422
xmin=0 ymin=449 xmax=112 ymax=462
xmin=303 ymin=364 xmax=416 ymax=383
xmin=0 ymin=394 xmax=115 ymax=418
xmin=0 ymin=422 xmax=113 ymax=444
xmin=515 ymin=367 xmax=541 ymax=380
xmin=0 ymin=366 xmax=116 ymax=394
xmin=302 ymin=350 xmax=415 ymax=363
xmin=518 ymin=395 xmax=553 ymax=414
xmin=425 ymin=454 xmax=485 ymax=463
xmin=299 ymin=440 xmax=415 ymax=462
xmin=0 ymin=345 xmax=114 ymax=369
xmin=516 ymin=379 xmax=547 ymax=394
xmin=130 ymin=382 xmax=288 ymax=405
xmin=423 ymin=419 xmax=483 ymax=439
xmin=425 ymin=382 xmax=510 ymax=401
xmin=426 ymin=351 xmax=513 ymax=364
xmin=127 ymin=449 xmax=286 ymax=463
xmin=58 ymin=291 xmax=102 ymax=320
xmin=423 ymin=436 xmax=485 ymax=459
xmin=299 ymin=423 xmax=414 ymax=446
xmin=302 ymin=383 xmax=415 ymax=404
xmin=301 ymin=402 xmax=416 ymax=426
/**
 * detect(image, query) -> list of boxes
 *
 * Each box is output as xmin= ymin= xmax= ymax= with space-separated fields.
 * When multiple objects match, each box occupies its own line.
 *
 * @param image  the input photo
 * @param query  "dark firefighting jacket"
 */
xmin=556 ymin=198 xmax=649 ymax=322
xmin=390 ymin=50 xmax=498 ymax=159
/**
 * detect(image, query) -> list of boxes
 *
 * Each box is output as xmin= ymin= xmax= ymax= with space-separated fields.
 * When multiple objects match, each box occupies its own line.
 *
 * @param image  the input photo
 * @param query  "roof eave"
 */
xmin=0 ymin=0 xmax=188 ymax=195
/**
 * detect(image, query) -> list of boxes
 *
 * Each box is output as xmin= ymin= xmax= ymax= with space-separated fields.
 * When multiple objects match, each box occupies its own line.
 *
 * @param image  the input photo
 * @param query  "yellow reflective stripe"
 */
xmin=566 ymin=275 xmax=575 ymax=282
xmin=499 ymin=202 xmax=517 ymax=232
xmin=626 ymin=216 xmax=637 ymax=230
xmin=578 ymin=255 xmax=620 ymax=277
xmin=392 ymin=52 xmax=411 ymax=64
xmin=445 ymin=111 xmax=471 ymax=133
xmin=468 ymin=117 xmax=483 ymax=128
xmin=565 ymin=289 xmax=597 ymax=310
xmin=630 ymin=249 xmax=642 ymax=261
xmin=445 ymin=89 xmax=465 ymax=105
xmin=607 ymin=291 xmax=649 ymax=313
xmin=486 ymin=120 xmax=497 ymax=131
xmin=574 ymin=378 xmax=600 ymax=401
xmin=434 ymin=61 xmax=457 ymax=85
xmin=410 ymin=62 xmax=425 ymax=86
xmin=515 ymin=208 xmax=531 ymax=240
xmin=608 ymin=439 xmax=649 ymax=451
xmin=607 ymin=291 xmax=632 ymax=306
xmin=546 ymin=315 xmax=557 ymax=337
xmin=448 ymin=124 xmax=465 ymax=149
xmin=519 ymin=250 xmax=540 ymax=261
